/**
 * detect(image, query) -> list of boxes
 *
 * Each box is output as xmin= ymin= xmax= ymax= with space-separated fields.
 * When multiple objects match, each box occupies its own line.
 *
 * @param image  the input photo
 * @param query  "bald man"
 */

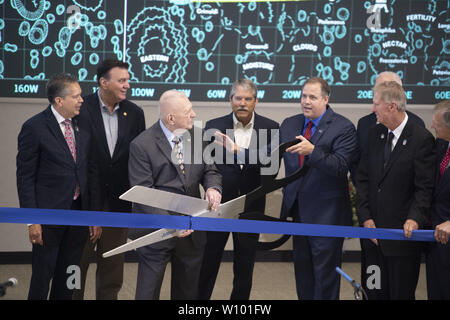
xmin=128 ymin=90 xmax=222 ymax=300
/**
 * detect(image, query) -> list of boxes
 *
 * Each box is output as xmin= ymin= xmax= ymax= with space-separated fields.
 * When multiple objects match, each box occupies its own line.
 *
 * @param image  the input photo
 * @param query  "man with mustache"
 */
xmin=198 ymin=79 xmax=279 ymax=300
xmin=279 ymin=77 xmax=358 ymax=300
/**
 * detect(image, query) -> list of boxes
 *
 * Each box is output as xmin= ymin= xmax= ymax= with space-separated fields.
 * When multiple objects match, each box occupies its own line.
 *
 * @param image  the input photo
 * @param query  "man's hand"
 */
xmin=29 ymin=224 xmax=43 ymax=246
xmin=403 ymin=219 xmax=418 ymax=239
xmin=177 ymin=229 xmax=194 ymax=238
xmin=286 ymin=135 xmax=314 ymax=156
xmin=89 ymin=226 xmax=102 ymax=243
xmin=434 ymin=221 xmax=450 ymax=244
xmin=214 ymin=131 xmax=241 ymax=154
xmin=206 ymin=187 xmax=222 ymax=211
xmin=363 ymin=219 xmax=378 ymax=246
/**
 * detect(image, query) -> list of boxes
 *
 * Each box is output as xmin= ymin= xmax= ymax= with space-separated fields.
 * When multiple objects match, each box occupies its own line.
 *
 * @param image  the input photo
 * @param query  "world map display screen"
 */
xmin=0 ymin=0 xmax=449 ymax=103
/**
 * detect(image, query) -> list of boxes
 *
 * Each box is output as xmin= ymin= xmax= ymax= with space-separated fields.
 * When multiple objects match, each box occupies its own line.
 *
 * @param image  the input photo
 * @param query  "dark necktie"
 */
xmin=63 ymin=119 xmax=80 ymax=200
xmin=298 ymin=121 xmax=314 ymax=168
xmin=384 ymin=131 xmax=394 ymax=167
xmin=172 ymin=136 xmax=185 ymax=176
xmin=440 ymin=146 xmax=450 ymax=177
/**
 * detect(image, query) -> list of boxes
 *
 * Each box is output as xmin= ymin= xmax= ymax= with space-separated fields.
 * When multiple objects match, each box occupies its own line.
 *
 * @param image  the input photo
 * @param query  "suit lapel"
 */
xmin=113 ymin=102 xmax=128 ymax=161
xmin=44 ymin=106 xmax=74 ymax=163
xmin=309 ymin=106 xmax=333 ymax=146
xmin=379 ymin=121 xmax=413 ymax=182
xmin=154 ymin=122 xmax=186 ymax=182
xmin=436 ymin=140 xmax=450 ymax=195
xmin=87 ymin=94 xmax=110 ymax=159
xmin=73 ymin=117 xmax=82 ymax=165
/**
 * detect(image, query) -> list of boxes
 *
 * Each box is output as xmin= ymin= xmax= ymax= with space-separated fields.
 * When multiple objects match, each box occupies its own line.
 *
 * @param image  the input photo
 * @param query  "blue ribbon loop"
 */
xmin=0 ymin=207 xmax=435 ymax=242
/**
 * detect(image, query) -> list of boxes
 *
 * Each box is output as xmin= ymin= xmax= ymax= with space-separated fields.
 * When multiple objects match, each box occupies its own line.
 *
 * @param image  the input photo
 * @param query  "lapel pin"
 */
xmin=403 ymin=139 xmax=407 ymax=146
xmin=123 ymin=112 xmax=127 ymax=117
xmin=318 ymin=129 xmax=323 ymax=134
xmin=381 ymin=134 xmax=385 ymax=139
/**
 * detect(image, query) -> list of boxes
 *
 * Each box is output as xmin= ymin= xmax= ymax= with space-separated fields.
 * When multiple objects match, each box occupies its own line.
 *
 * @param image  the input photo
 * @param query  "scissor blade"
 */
xmin=120 ymin=186 xmax=210 ymax=216
xmin=102 ymin=228 xmax=182 ymax=258
xmin=194 ymin=195 xmax=247 ymax=219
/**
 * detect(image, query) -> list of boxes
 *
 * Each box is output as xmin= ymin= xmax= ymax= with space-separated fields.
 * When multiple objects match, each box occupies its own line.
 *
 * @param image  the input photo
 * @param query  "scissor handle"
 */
xmin=244 ymin=138 xmax=309 ymax=210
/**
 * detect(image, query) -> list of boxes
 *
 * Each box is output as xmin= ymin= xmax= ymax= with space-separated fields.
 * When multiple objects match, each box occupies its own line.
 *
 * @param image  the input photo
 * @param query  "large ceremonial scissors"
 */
xmin=103 ymin=138 xmax=308 ymax=258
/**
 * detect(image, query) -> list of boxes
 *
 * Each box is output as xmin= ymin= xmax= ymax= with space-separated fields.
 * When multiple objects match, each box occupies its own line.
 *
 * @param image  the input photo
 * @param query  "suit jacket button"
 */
xmin=377 ymin=188 xmax=381 ymax=193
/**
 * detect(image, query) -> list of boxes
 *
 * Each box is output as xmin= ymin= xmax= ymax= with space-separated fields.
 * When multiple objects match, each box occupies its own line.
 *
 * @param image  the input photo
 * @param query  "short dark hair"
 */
xmin=96 ymin=59 xmax=130 ymax=85
xmin=46 ymin=73 xmax=78 ymax=104
xmin=434 ymin=100 xmax=450 ymax=128
xmin=303 ymin=77 xmax=330 ymax=98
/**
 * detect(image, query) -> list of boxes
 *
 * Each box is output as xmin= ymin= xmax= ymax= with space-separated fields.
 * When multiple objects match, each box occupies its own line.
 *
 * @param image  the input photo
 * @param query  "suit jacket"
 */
xmin=356 ymin=119 xmax=436 ymax=256
xmin=204 ymin=112 xmax=279 ymax=212
xmin=79 ymin=92 xmax=145 ymax=212
xmin=128 ymin=121 xmax=222 ymax=244
xmin=280 ymin=105 xmax=358 ymax=226
xmin=16 ymin=106 xmax=92 ymax=244
xmin=431 ymin=139 xmax=450 ymax=266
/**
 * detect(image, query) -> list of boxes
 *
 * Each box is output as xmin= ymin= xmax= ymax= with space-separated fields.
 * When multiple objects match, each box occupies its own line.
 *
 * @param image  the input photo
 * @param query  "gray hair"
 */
xmin=373 ymin=81 xmax=407 ymax=112
xmin=229 ymin=79 xmax=257 ymax=99
xmin=434 ymin=100 xmax=450 ymax=128
xmin=158 ymin=90 xmax=188 ymax=121
xmin=376 ymin=71 xmax=403 ymax=86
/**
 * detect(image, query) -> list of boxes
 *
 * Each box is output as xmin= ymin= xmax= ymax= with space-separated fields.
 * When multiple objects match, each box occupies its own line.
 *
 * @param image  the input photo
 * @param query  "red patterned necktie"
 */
xmin=440 ymin=146 xmax=450 ymax=177
xmin=63 ymin=119 xmax=80 ymax=199
xmin=298 ymin=121 xmax=314 ymax=168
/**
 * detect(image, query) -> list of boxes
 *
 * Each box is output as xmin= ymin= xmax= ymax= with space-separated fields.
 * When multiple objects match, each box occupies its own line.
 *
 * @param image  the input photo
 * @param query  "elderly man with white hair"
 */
xmin=127 ymin=90 xmax=222 ymax=300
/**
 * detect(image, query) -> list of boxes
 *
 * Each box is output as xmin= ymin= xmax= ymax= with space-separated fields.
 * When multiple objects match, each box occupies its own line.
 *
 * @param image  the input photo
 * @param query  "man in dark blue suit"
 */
xmin=198 ymin=79 xmax=279 ymax=300
xmin=280 ymin=77 xmax=358 ymax=300
xmin=426 ymin=100 xmax=450 ymax=299
xmin=16 ymin=73 xmax=100 ymax=299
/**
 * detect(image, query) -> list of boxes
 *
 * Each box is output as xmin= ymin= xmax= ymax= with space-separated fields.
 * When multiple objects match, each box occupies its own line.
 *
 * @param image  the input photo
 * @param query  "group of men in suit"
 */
xmin=16 ymin=60 xmax=450 ymax=300
xmin=17 ymin=60 xmax=146 ymax=300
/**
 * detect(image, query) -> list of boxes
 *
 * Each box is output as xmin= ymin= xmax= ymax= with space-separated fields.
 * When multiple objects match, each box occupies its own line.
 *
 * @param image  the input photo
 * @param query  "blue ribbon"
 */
xmin=0 ymin=207 xmax=435 ymax=242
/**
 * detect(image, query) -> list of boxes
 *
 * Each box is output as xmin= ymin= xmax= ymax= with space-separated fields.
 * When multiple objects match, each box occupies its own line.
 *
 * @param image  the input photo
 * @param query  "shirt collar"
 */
xmin=159 ymin=119 xmax=179 ymax=144
xmin=390 ymin=113 xmax=408 ymax=139
xmin=51 ymin=105 xmax=69 ymax=123
xmin=98 ymin=91 xmax=119 ymax=113
xmin=305 ymin=107 xmax=327 ymax=128
xmin=232 ymin=112 xmax=255 ymax=129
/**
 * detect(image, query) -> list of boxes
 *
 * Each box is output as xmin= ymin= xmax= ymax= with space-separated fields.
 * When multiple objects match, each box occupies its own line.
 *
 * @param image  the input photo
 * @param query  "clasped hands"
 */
xmin=363 ymin=218 xmax=419 ymax=245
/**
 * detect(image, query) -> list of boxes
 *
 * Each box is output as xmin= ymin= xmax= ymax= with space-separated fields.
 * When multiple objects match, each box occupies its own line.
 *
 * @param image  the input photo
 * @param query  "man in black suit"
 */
xmin=426 ymin=100 xmax=450 ymax=299
xmin=128 ymin=90 xmax=222 ymax=300
xmin=355 ymin=71 xmax=426 ymax=300
xmin=198 ymin=79 xmax=279 ymax=300
xmin=73 ymin=59 xmax=146 ymax=300
xmin=356 ymin=81 xmax=435 ymax=299
xmin=17 ymin=73 xmax=100 ymax=300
